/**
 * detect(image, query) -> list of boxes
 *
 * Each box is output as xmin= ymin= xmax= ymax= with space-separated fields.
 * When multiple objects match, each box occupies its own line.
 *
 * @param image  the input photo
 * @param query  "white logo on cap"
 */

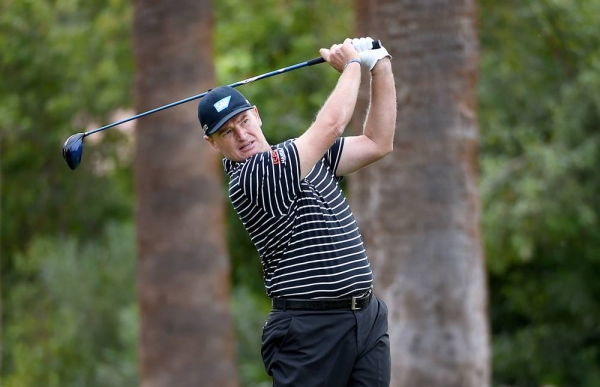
xmin=214 ymin=96 xmax=231 ymax=112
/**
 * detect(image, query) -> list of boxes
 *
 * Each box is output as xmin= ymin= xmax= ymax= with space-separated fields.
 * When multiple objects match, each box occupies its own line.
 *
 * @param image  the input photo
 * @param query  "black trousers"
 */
xmin=261 ymin=296 xmax=391 ymax=387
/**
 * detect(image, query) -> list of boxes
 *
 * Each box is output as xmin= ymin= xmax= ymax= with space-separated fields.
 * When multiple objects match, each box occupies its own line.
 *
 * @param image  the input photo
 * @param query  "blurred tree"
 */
xmin=2 ymin=0 xmax=598 ymax=385
xmin=132 ymin=0 xmax=238 ymax=386
xmin=3 ymin=222 xmax=138 ymax=386
xmin=351 ymin=0 xmax=489 ymax=385
xmin=1 ymin=0 xmax=133 ymax=381
xmin=0 ymin=139 xmax=2 ymax=373
xmin=0 ymin=0 xmax=133 ymax=265
xmin=479 ymin=0 xmax=600 ymax=385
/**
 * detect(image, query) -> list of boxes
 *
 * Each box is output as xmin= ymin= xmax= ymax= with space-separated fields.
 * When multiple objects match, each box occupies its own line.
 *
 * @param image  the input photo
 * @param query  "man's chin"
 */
xmin=229 ymin=150 xmax=257 ymax=162
xmin=239 ymin=142 xmax=262 ymax=158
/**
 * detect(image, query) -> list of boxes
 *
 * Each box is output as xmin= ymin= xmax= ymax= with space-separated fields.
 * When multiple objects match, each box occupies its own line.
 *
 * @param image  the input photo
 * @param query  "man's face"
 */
xmin=204 ymin=106 xmax=270 ymax=162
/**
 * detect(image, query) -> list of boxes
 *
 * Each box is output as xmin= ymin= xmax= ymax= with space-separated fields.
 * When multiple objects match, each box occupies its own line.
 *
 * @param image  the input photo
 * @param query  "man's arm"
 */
xmin=293 ymin=39 xmax=362 ymax=179
xmin=335 ymin=43 xmax=397 ymax=176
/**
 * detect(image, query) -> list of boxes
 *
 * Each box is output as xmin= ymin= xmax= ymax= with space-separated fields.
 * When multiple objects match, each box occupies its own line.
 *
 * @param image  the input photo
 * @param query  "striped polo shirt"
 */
xmin=223 ymin=138 xmax=373 ymax=299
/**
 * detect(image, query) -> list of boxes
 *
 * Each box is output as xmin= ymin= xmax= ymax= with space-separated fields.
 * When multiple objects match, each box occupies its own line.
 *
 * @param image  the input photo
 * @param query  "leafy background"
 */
xmin=1 ymin=0 xmax=599 ymax=386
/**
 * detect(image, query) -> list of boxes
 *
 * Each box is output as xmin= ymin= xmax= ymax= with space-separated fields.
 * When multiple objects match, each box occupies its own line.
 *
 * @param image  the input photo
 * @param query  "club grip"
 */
xmin=306 ymin=39 xmax=383 ymax=66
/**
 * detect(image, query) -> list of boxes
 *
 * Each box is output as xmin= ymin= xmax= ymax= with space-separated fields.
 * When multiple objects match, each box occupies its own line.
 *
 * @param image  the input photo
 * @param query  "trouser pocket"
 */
xmin=261 ymin=310 xmax=294 ymax=376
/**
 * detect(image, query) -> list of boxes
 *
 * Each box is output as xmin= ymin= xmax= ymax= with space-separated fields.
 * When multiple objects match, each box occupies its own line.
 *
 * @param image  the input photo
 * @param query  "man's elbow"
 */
xmin=377 ymin=133 xmax=394 ymax=156
xmin=379 ymin=143 xmax=394 ymax=158
xmin=368 ymin=142 xmax=393 ymax=163
xmin=316 ymin=110 xmax=351 ymax=138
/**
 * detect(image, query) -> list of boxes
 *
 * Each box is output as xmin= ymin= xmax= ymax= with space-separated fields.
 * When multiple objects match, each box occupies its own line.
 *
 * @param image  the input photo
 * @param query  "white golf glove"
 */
xmin=351 ymin=37 xmax=391 ymax=71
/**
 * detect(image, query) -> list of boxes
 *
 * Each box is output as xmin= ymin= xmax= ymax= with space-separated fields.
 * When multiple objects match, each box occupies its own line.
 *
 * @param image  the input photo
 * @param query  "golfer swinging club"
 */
xmin=198 ymin=37 xmax=396 ymax=386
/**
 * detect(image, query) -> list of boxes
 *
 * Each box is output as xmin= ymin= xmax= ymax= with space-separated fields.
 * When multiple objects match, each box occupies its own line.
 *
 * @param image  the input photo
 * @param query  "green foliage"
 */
xmin=10 ymin=0 xmax=599 ymax=385
xmin=3 ymin=222 xmax=138 ymax=386
xmin=0 ymin=0 xmax=134 ymax=269
xmin=479 ymin=0 xmax=600 ymax=384
xmin=1 ymin=0 xmax=134 ymax=382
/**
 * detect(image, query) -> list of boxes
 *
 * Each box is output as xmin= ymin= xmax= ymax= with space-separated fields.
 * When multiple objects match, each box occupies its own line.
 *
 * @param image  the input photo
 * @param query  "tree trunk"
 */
xmin=0 ymin=153 xmax=2 ymax=374
xmin=132 ymin=1 xmax=238 ymax=386
xmin=352 ymin=1 xmax=490 ymax=386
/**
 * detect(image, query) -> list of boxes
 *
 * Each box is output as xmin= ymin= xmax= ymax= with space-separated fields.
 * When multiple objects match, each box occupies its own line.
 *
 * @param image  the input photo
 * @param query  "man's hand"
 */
xmin=351 ymin=37 xmax=392 ymax=71
xmin=320 ymin=39 xmax=361 ymax=73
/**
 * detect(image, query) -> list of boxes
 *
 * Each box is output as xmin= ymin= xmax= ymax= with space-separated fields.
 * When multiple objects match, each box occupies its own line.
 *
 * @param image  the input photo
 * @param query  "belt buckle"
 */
xmin=351 ymin=296 xmax=360 ymax=311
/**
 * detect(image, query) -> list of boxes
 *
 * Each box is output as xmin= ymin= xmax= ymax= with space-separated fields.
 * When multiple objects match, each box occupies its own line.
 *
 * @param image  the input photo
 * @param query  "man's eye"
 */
xmin=222 ymin=129 xmax=232 ymax=137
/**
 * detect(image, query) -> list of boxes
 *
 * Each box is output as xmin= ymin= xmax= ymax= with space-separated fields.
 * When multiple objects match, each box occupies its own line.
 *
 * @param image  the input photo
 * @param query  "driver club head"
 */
xmin=62 ymin=133 xmax=85 ymax=170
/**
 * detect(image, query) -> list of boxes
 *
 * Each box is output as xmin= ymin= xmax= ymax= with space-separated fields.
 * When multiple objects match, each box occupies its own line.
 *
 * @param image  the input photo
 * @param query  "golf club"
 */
xmin=62 ymin=40 xmax=381 ymax=170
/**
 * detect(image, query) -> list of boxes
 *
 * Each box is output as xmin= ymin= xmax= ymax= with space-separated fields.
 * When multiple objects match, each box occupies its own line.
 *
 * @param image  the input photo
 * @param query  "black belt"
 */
xmin=271 ymin=290 xmax=372 ymax=311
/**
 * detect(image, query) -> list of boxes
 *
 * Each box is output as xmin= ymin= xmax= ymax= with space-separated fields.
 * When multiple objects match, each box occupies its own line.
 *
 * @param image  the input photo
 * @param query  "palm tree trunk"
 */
xmin=132 ymin=1 xmax=238 ymax=386
xmin=353 ymin=1 xmax=490 ymax=385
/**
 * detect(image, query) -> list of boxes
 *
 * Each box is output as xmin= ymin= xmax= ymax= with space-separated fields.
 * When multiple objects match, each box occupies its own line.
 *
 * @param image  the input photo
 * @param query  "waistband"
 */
xmin=271 ymin=288 xmax=373 ymax=311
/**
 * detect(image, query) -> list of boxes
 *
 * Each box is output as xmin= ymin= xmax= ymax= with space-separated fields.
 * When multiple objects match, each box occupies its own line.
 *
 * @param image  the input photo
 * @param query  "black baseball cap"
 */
xmin=198 ymin=86 xmax=253 ymax=136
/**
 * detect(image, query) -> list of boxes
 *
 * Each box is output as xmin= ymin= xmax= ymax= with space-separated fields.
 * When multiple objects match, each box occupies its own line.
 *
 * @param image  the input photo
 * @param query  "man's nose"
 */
xmin=233 ymin=126 xmax=247 ymax=140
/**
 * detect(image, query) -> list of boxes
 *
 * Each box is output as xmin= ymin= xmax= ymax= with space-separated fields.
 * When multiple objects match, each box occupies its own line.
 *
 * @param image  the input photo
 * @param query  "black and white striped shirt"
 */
xmin=224 ymin=138 xmax=373 ymax=299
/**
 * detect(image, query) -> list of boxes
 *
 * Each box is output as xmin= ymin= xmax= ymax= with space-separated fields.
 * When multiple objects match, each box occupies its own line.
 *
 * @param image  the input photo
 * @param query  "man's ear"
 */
xmin=204 ymin=135 xmax=220 ymax=151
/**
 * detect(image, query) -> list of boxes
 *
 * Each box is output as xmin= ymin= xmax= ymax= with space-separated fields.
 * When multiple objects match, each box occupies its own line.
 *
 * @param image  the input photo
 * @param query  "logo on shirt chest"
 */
xmin=271 ymin=149 xmax=287 ymax=165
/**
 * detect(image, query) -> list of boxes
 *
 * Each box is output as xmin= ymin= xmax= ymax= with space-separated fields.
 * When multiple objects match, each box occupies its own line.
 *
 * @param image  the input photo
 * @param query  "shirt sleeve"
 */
xmin=324 ymin=137 xmax=345 ymax=178
xmin=238 ymin=141 xmax=302 ymax=217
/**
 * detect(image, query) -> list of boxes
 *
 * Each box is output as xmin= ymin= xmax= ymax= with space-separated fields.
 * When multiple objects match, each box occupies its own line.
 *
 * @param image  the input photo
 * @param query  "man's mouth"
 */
xmin=240 ymin=141 xmax=254 ymax=151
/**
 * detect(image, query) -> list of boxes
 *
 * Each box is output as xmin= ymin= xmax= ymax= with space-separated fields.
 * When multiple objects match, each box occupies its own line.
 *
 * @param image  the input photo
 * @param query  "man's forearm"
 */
xmin=294 ymin=44 xmax=362 ymax=179
xmin=316 ymin=62 xmax=362 ymax=136
xmin=363 ymin=59 xmax=396 ymax=153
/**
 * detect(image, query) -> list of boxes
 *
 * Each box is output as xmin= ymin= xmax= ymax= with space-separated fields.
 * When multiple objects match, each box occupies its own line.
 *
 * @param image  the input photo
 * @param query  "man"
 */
xmin=198 ymin=37 xmax=396 ymax=386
